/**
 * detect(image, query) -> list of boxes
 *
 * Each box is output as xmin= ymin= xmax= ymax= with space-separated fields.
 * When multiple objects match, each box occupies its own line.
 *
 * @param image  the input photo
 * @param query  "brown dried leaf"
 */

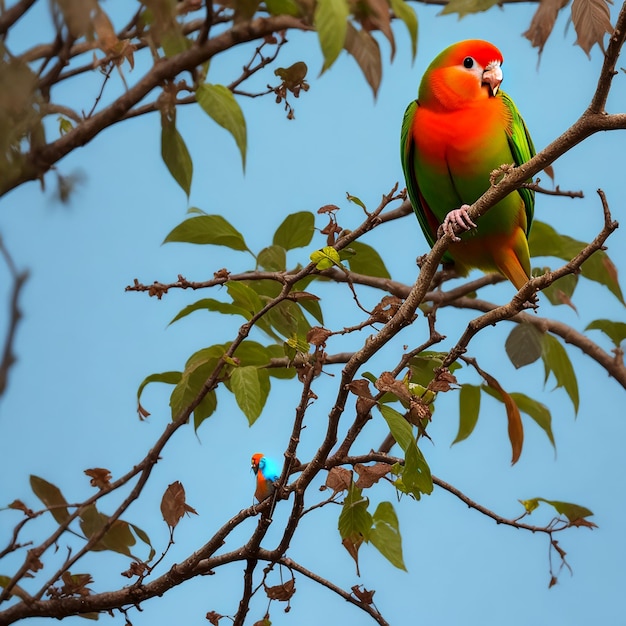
xmin=50 ymin=572 xmax=93 ymax=598
xmin=84 ymin=467 xmax=112 ymax=490
xmin=346 ymin=379 xmax=373 ymax=399
xmin=93 ymin=6 xmax=119 ymax=53
xmin=370 ymin=295 xmax=402 ymax=323
xmin=325 ymin=467 xmax=353 ymax=494
xmin=265 ymin=578 xmax=295 ymax=601
xmin=306 ymin=325 xmax=331 ymax=346
xmin=160 ymin=481 xmax=198 ymax=528
xmin=206 ymin=611 xmax=223 ymax=625
xmin=483 ymin=372 xmax=524 ymax=465
xmin=375 ymin=371 xmax=411 ymax=403
xmin=8 ymin=500 xmax=34 ymax=516
xmin=121 ymin=561 xmax=148 ymax=579
xmin=571 ymin=0 xmax=613 ymax=56
xmin=523 ymin=0 xmax=568 ymax=54
xmin=428 ymin=368 xmax=458 ymax=393
xmin=352 ymin=584 xmax=375 ymax=605
xmin=569 ymin=517 xmax=598 ymax=528
xmin=407 ymin=396 xmax=432 ymax=425
xmin=342 ymin=535 xmax=363 ymax=577
xmin=27 ymin=549 xmax=43 ymax=574
xmin=548 ymin=575 xmax=558 ymax=588
xmin=344 ymin=22 xmax=382 ymax=97
xmin=354 ymin=463 xmax=389 ymax=488
xmin=214 ymin=268 xmax=230 ymax=280
xmin=318 ymin=204 xmax=340 ymax=214
xmin=355 ymin=0 xmax=395 ymax=60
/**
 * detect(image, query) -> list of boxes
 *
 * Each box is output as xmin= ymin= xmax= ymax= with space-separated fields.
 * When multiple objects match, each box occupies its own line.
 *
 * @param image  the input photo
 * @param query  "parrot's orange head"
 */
xmin=419 ymin=40 xmax=504 ymax=111
xmin=251 ymin=453 xmax=264 ymax=475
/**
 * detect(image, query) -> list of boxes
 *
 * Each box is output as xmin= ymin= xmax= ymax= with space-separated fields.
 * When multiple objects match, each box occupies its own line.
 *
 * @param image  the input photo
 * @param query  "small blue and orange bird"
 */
xmin=401 ymin=40 xmax=535 ymax=290
xmin=251 ymin=453 xmax=280 ymax=502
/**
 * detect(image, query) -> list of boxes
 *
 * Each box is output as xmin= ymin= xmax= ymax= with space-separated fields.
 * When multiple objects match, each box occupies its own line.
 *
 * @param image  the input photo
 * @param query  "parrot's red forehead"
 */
xmin=441 ymin=40 xmax=503 ymax=68
xmin=251 ymin=452 xmax=264 ymax=467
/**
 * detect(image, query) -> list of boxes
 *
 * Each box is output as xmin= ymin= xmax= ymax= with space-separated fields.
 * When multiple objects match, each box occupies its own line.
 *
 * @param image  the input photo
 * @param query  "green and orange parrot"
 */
xmin=401 ymin=40 xmax=535 ymax=290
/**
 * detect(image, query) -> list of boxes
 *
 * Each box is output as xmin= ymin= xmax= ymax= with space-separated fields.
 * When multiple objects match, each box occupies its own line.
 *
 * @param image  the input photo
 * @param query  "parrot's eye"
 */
xmin=463 ymin=57 xmax=474 ymax=69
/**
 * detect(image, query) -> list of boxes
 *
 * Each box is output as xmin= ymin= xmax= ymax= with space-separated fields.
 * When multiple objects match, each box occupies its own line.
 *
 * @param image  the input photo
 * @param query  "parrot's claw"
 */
xmin=439 ymin=205 xmax=477 ymax=242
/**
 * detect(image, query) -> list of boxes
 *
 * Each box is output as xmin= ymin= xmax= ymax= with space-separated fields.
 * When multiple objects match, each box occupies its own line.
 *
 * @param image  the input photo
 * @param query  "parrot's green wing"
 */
xmin=500 ymin=91 xmax=535 ymax=234
xmin=401 ymin=99 xmax=441 ymax=251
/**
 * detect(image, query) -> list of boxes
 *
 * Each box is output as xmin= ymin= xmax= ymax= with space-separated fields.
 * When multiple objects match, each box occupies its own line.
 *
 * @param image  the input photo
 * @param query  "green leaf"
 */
xmin=136 ymin=371 xmax=182 ymax=413
xmin=541 ymin=333 xmax=580 ymax=414
xmin=338 ymin=483 xmax=372 ymax=540
xmin=522 ymin=498 xmax=594 ymax=523
xmin=163 ymin=215 xmax=250 ymax=251
xmin=370 ymin=501 xmax=407 ymax=571
xmin=452 ymin=384 xmax=481 ymax=445
xmin=230 ymin=365 xmax=270 ymax=425
xmin=585 ymin=319 xmax=626 ymax=347
xmin=79 ymin=505 xmax=136 ymax=556
xmin=129 ymin=523 xmax=156 ymax=561
xmin=226 ymin=281 xmax=264 ymax=317
xmin=346 ymin=240 xmax=391 ymax=279
xmin=505 ymin=323 xmax=544 ymax=369
xmin=377 ymin=404 xmax=414 ymax=452
xmin=265 ymin=0 xmax=301 ymax=15
xmin=30 ymin=475 xmax=70 ymax=525
xmin=310 ymin=246 xmax=341 ymax=270
xmin=258 ymin=245 xmax=287 ymax=271
xmin=538 ymin=272 xmax=579 ymax=309
xmin=408 ymin=352 xmax=461 ymax=388
xmin=529 ymin=221 xmax=625 ymax=305
xmin=273 ymin=211 xmax=315 ymax=250
xmin=193 ymin=390 xmax=217 ymax=431
xmin=169 ymin=298 xmax=251 ymax=325
xmin=196 ymin=83 xmax=247 ymax=169
xmin=170 ymin=345 xmax=224 ymax=420
xmin=233 ymin=0 xmax=260 ymax=22
xmin=378 ymin=405 xmax=432 ymax=497
xmin=439 ymin=0 xmax=500 ymax=16
xmin=389 ymin=0 xmax=418 ymax=60
xmin=344 ymin=22 xmax=382 ymax=97
xmin=160 ymin=114 xmax=192 ymax=196
xmin=315 ymin=0 xmax=349 ymax=72
xmin=509 ymin=392 xmax=555 ymax=450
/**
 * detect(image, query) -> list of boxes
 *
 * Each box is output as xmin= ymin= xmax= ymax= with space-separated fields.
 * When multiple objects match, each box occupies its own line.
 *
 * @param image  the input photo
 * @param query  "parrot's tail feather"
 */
xmin=495 ymin=240 xmax=531 ymax=291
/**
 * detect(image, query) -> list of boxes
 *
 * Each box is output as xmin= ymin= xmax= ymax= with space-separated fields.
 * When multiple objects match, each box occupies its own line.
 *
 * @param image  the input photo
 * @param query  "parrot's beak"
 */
xmin=482 ymin=61 xmax=502 ymax=97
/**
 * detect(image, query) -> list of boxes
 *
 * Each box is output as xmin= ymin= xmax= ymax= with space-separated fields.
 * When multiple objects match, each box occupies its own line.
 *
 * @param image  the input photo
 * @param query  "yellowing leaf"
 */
xmin=310 ymin=246 xmax=340 ymax=270
xmin=389 ymin=0 xmax=418 ymax=60
xmin=439 ymin=0 xmax=499 ymax=17
xmin=315 ymin=0 xmax=350 ymax=72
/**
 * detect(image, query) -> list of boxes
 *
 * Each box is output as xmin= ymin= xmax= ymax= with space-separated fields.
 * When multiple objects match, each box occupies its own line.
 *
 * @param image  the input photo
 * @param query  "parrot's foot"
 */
xmin=439 ymin=205 xmax=477 ymax=242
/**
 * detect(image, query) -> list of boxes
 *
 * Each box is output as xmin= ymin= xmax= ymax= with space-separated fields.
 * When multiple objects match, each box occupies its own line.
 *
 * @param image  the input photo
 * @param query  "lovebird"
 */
xmin=401 ymin=40 xmax=535 ymax=290
xmin=251 ymin=453 xmax=280 ymax=502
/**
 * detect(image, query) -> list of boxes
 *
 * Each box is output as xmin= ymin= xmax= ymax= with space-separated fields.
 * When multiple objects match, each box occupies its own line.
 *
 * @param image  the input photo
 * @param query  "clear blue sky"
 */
xmin=1 ymin=1 xmax=625 ymax=624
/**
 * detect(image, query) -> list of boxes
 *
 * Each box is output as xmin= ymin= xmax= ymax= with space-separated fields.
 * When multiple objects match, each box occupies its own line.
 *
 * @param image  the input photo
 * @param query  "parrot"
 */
xmin=400 ymin=39 xmax=535 ymax=290
xmin=251 ymin=453 xmax=281 ymax=502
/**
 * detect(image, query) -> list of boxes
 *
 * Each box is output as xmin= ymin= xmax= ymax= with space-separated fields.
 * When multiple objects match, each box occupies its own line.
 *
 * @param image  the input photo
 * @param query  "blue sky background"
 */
xmin=1 ymin=1 xmax=626 ymax=624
